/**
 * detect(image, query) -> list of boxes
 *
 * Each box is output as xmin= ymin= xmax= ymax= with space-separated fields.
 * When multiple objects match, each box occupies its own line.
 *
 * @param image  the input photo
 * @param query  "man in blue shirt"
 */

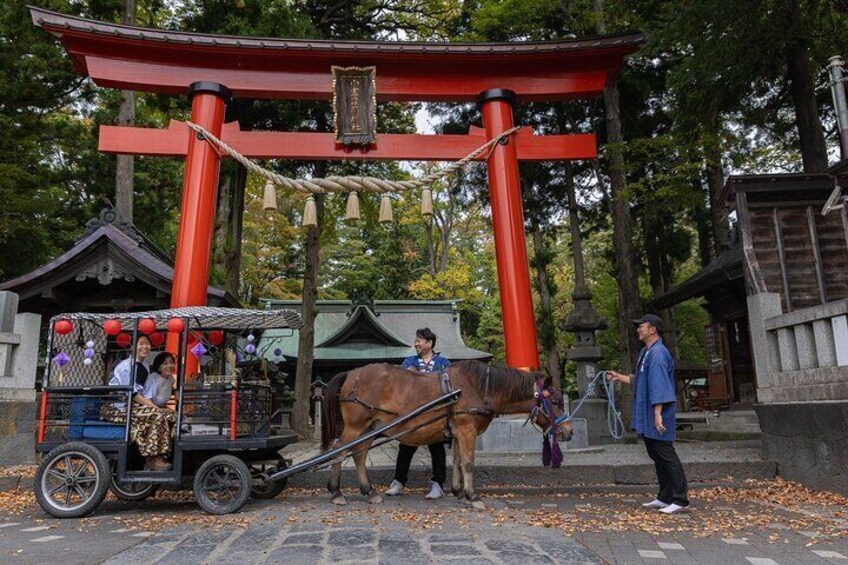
xmin=607 ymin=314 xmax=689 ymax=514
xmin=385 ymin=327 xmax=451 ymax=500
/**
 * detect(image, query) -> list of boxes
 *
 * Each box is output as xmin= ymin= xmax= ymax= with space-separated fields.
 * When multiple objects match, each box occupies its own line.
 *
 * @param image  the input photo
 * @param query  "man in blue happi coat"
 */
xmin=385 ymin=327 xmax=451 ymax=500
xmin=607 ymin=314 xmax=689 ymax=514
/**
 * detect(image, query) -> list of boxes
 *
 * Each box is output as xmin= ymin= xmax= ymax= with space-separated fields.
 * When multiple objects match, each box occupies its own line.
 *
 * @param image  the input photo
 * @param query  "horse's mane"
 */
xmin=452 ymin=360 xmax=539 ymax=402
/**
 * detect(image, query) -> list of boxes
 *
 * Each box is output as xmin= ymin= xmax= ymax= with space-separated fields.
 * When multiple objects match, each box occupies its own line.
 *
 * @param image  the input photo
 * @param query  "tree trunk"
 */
xmin=603 ymin=86 xmax=642 ymax=371
xmin=531 ymin=228 xmax=561 ymax=387
xmin=114 ymin=0 xmax=136 ymax=222
xmin=292 ymin=167 xmax=326 ymax=438
xmin=784 ymin=3 xmax=828 ymax=172
xmin=212 ymin=162 xmax=246 ymax=297
xmin=692 ymin=179 xmax=714 ymax=268
xmin=425 ymin=219 xmax=436 ymax=276
xmin=704 ymin=144 xmax=729 ymax=257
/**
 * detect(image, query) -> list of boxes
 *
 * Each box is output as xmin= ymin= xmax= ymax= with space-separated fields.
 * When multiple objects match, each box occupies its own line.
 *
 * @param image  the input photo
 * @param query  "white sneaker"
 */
xmin=425 ymin=481 xmax=444 ymax=500
xmin=385 ymin=479 xmax=404 ymax=496
xmin=659 ymin=503 xmax=686 ymax=514
xmin=641 ymin=499 xmax=669 ymax=509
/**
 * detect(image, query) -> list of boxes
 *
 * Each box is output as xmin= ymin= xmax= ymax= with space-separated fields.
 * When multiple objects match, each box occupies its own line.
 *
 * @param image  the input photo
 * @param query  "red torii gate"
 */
xmin=32 ymin=7 xmax=642 ymax=371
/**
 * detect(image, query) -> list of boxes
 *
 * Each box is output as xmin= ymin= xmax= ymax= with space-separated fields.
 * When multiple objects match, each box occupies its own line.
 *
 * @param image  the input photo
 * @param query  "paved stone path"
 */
xmin=1 ymin=487 xmax=846 ymax=565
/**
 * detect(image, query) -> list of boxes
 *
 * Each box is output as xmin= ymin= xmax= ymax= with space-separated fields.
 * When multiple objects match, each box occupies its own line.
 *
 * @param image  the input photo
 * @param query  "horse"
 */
xmin=320 ymin=360 xmax=573 ymax=508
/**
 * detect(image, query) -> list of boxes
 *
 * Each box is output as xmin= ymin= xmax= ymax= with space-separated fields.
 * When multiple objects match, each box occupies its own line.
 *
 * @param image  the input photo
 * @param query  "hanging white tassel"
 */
xmin=262 ymin=179 xmax=277 ymax=212
xmin=345 ymin=191 xmax=361 ymax=222
xmin=421 ymin=188 xmax=433 ymax=217
xmin=379 ymin=194 xmax=393 ymax=224
xmin=302 ymin=195 xmax=317 ymax=227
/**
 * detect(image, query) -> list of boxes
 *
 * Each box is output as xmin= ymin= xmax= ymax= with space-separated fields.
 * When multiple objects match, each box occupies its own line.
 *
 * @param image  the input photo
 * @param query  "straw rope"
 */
xmin=185 ymin=121 xmax=521 ymax=195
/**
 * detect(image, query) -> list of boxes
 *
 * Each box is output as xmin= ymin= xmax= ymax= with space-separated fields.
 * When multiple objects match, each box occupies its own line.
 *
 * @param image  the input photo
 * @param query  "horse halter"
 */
xmin=527 ymin=377 xmax=564 ymax=434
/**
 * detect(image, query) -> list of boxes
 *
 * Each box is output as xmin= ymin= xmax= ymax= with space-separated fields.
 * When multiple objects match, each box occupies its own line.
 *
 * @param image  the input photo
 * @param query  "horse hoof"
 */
xmin=368 ymin=494 xmax=383 ymax=505
xmin=451 ymin=488 xmax=462 ymax=498
xmin=457 ymin=497 xmax=470 ymax=506
xmin=332 ymin=496 xmax=347 ymax=506
xmin=471 ymin=500 xmax=486 ymax=510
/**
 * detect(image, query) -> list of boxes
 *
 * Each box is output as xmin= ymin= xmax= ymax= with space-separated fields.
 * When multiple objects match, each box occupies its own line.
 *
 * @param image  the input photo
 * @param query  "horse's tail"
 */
xmin=321 ymin=371 xmax=349 ymax=451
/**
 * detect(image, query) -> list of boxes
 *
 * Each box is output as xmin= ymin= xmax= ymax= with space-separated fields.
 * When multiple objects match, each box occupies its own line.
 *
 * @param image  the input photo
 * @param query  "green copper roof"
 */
xmin=258 ymin=299 xmax=491 ymax=364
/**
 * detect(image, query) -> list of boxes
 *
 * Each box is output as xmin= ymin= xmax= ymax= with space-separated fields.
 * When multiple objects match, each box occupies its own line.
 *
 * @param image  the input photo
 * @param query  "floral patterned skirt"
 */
xmin=101 ymin=404 xmax=177 ymax=457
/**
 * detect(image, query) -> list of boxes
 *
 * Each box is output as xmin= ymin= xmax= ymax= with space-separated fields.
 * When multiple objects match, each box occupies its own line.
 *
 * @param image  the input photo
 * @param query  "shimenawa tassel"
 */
xmin=421 ymin=188 xmax=433 ymax=217
xmin=262 ymin=179 xmax=278 ymax=212
xmin=550 ymin=431 xmax=563 ymax=468
xmin=302 ymin=195 xmax=317 ymax=228
xmin=542 ymin=434 xmax=551 ymax=467
xmin=345 ymin=191 xmax=361 ymax=222
xmin=379 ymin=194 xmax=393 ymax=224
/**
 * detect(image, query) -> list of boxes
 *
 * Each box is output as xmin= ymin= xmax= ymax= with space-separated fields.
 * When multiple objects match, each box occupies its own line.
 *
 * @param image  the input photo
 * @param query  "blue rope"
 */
xmin=555 ymin=371 xmax=625 ymax=440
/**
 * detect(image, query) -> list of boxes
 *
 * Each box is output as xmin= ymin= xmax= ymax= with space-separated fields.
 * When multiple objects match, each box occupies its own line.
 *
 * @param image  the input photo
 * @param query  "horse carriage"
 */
xmin=34 ymin=307 xmax=574 ymax=518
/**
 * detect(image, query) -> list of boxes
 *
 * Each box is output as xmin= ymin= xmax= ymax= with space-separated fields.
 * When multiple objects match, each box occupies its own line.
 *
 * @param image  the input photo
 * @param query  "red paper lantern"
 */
xmin=54 ymin=319 xmax=73 ymax=335
xmin=104 ymin=319 xmax=122 ymax=336
xmin=115 ymin=333 xmax=131 ymax=348
xmin=138 ymin=318 xmax=156 ymax=335
xmin=166 ymin=318 xmax=185 ymax=333
xmin=148 ymin=331 xmax=165 ymax=347
xmin=208 ymin=330 xmax=224 ymax=346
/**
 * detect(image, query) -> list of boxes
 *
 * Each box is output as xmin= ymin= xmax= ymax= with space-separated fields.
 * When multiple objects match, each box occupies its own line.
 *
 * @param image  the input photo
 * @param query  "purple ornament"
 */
xmin=273 ymin=348 xmax=282 ymax=357
xmin=52 ymin=352 xmax=70 ymax=368
xmin=84 ymin=348 xmax=95 ymax=359
xmin=190 ymin=342 xmax=207 ymax=359
xmin=247 ymin=333 xmax=255 ymax=343
xmin=245 ymin=343 xmax=256 ymax=355
xmin=236 ymin=351 xmax=243 ymax=364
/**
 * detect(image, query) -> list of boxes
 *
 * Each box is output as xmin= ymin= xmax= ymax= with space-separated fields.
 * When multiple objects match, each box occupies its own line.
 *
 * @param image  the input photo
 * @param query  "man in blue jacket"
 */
xmin=607 ymin=314 xmax=689 ymax=514
xmin=385 ymin=327 xmax=451 ymax=500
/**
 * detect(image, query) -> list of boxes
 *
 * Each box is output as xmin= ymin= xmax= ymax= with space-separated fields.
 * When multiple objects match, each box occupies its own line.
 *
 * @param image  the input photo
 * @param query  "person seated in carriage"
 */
xmin=144 ymin=352 xmax=176 ymax=408
xmin=100 ymin=334 xmax=177 ymax=471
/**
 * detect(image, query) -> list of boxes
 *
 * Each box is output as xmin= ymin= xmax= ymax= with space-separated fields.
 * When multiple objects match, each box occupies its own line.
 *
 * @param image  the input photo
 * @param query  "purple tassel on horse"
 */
xmin=542 ymin=434 xmax=551 ymax=466
xmin=550 ymin=431 xmax=563 ymax=468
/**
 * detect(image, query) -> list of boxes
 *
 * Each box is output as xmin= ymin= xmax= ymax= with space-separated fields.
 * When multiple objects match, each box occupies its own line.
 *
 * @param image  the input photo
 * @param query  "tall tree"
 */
xmin=115 ymin=0 xmax=135 ymax=221
xmin=595 ymin=0 xmax=642 ymax=371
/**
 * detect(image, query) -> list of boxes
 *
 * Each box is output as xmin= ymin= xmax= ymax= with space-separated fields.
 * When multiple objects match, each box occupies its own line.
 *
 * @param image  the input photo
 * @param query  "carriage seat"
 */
xmin=68 ymin=397 xmax=125 ymax=441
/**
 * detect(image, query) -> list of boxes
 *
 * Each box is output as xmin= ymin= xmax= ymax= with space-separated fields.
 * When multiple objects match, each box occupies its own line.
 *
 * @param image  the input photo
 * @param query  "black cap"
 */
xmin=632 ymin=314 xmax=663 ymax=333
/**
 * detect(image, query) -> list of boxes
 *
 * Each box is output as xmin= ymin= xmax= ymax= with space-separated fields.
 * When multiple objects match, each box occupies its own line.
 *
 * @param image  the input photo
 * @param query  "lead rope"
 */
xmin=558 ymin=371 xmax=625 ymax=440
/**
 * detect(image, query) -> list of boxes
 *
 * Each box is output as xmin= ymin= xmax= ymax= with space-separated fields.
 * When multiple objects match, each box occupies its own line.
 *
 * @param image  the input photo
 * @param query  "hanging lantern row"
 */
xmin=262 ymin=179 xmax=435 ymax=228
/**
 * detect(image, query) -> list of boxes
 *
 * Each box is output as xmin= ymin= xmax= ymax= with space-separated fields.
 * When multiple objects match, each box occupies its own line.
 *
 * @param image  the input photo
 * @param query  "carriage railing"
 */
xmin=179 ymin=383 xmax=272 ymax=439
xmin=37 ymin=387 xmax=131 ymax=444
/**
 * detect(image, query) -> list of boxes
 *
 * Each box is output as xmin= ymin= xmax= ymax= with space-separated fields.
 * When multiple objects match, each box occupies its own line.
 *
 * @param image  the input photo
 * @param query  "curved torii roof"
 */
xmin=30 ymin=6 xmax=644 ymax=102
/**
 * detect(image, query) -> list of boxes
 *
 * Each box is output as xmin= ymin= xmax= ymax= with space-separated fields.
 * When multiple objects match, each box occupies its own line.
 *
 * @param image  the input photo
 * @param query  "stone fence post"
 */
xmin=0 ymin=291 xmax=42 ymax=465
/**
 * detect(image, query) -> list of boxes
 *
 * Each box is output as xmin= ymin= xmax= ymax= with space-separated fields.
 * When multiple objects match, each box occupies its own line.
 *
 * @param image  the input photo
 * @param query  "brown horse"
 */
xmin=321 ymin=360 xmax=573 ymax=508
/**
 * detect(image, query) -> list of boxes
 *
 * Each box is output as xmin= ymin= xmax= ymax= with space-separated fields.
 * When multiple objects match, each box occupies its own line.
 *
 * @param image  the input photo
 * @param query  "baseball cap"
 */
xmin=632 ymin=314 xmax=663 ymax=333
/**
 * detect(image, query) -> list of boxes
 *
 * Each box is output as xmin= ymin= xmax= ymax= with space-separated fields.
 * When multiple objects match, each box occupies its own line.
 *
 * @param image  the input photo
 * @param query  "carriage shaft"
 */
xmin=267 ymin=389 xmax=461 ymax=482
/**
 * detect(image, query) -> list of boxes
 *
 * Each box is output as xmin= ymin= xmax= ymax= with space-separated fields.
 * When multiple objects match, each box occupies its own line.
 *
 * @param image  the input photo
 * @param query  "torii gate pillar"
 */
xmin=480 ymin=89 xmax=540 ymax=371
xmin=170 ymin=82 xmax=229 ymax=310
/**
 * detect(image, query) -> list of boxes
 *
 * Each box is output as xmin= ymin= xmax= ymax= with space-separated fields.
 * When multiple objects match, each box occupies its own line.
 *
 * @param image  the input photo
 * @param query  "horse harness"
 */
xmin=339 ymin=365 xmax=497 ymax=440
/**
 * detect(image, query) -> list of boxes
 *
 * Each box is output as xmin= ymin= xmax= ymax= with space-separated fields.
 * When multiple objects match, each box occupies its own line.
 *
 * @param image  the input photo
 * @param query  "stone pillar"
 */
xmin=746 ymin=292 xmax=782 ymax=401
xmin=0 ymin=291 xmax=42 ymax=465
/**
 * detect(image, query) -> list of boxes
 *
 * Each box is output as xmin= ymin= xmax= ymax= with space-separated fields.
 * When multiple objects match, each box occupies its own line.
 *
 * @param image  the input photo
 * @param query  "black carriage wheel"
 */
xmin=34 ymin=442 xmax=110 ymax=519
xmin=193 ymin=455 xmax=251 ymax=515
xmin=249 ymin=458 xmax=288 ymax=500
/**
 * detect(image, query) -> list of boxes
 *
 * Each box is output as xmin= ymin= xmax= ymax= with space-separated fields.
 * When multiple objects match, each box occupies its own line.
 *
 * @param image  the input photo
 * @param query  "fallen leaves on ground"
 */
xmin=510 ymin=478 xmax=847 ymax=542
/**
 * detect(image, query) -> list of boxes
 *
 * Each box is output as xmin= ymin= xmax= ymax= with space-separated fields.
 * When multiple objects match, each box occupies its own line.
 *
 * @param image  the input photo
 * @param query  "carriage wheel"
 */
xmin=249 ymin=458 xmax=288 ymax=500
xmin=109 ymin=475 xmax=159 ymax=502
xmin=35 ymin=442 xmax=110 ymax=518
xmin=193 ymin=454 xmax=252 ymax=515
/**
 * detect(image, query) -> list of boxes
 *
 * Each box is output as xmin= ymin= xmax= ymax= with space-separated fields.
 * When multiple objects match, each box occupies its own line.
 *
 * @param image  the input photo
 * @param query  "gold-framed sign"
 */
xmin=332 ymin=66 xmax=377 ymax=146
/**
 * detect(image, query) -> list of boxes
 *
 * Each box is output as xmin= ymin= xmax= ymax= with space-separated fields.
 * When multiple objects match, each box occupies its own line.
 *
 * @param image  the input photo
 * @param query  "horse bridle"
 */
xmin=527 ymin=377 xmax=564 ymax=434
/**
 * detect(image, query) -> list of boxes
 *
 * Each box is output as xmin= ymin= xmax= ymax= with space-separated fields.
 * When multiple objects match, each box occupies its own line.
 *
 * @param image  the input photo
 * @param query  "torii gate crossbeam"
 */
xmin=33 ymin=7 xmax=643 ymax=371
